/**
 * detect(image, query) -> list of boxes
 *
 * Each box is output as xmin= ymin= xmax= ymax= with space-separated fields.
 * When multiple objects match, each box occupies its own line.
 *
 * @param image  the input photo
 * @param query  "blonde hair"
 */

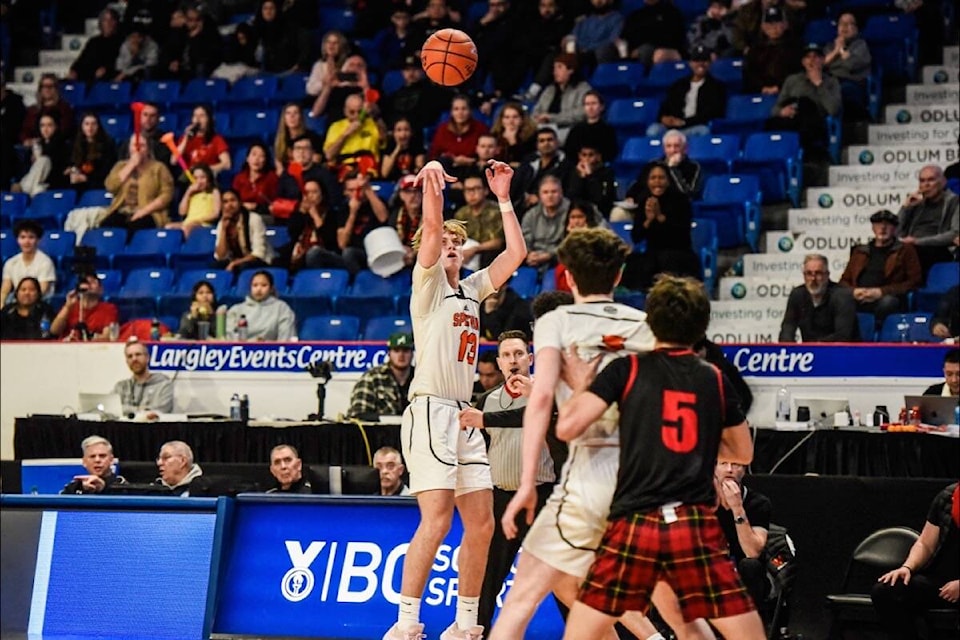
xmin=411 ymin=219 xmax=467 ymax=252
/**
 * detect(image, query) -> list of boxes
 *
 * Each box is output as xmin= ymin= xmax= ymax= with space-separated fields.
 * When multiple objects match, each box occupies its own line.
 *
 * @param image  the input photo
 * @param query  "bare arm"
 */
xmin=415 ymin=161 xmax=457 ymax=269
xmin=718 ymin=422 xmax=753 ymax=465
xmin=556 ymin=390 xmax=609 ymax=442
xmin=0 ymin=279 xmax=11 ymax=309
xmin=483 ymin=161 xmax=527 ymax=288
xmin=878 ymin=521 xmax=941 ymax=585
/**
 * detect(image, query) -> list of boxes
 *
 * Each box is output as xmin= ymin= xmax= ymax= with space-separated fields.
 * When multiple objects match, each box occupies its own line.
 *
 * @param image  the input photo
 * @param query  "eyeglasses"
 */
xmin=292 ymin=144 xmax=313 ymax=151
xmin=802 ymin=270 xmax=827 ymax=277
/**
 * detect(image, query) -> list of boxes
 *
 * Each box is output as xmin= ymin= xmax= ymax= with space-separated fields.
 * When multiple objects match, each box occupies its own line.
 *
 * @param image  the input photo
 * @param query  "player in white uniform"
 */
xmin=490 ymin=228 xmax=714 ymax=640
xmin=383 ymin=159 xmax=526 ymax=640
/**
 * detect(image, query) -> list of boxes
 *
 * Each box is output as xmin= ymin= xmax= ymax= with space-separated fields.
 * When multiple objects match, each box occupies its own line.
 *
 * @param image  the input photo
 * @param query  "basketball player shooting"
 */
xmin=382 ymin=159 xmax=526 ymax=640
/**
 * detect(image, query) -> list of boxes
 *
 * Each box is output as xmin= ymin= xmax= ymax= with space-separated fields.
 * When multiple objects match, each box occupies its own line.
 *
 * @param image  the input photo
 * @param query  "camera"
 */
xmin=307 ymin=360 xmax=334 ymax=384
xmin=336 ymin=71 xmax=359 ymax=83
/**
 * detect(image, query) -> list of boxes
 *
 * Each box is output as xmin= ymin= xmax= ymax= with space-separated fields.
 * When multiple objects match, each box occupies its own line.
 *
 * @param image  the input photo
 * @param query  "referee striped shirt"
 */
xmin=481 ymin=385 xmax=555 ymax=491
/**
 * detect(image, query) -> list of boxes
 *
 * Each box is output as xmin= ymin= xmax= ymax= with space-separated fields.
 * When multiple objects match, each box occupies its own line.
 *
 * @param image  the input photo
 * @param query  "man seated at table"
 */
xmin=373 ymin=446 xmax=409 ymax=496
xmin=923 ymin=348 xmax=959 ymax=397
xmin=265 ymin=444 xmax=313 ymax=494
xmin=154 ymin=440 xmax=203 ymax=496
xmin=779 ymin=253 xmax=860 ymax=342
xmin=346 ymin=332 xmax=414 ymax=420
xmin=113 ymin=338 xmax=174 ymax=418
xmin=61 ymin=435 xmax=127 ymax=494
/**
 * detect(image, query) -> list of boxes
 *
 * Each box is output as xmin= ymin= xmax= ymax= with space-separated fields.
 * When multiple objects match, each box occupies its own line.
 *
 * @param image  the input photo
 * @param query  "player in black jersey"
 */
xmin=555 ymin=275 xmax=764 ymax=640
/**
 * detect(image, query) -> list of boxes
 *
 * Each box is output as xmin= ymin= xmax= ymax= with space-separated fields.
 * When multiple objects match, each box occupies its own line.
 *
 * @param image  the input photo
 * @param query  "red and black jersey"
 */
xmin=588 ymin=348 xmax=746 ymax=519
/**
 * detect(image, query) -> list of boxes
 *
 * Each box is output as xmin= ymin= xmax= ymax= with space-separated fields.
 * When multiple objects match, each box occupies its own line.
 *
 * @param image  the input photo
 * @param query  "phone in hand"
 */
xmin=336 ymin=71 xmax=359 ymax=83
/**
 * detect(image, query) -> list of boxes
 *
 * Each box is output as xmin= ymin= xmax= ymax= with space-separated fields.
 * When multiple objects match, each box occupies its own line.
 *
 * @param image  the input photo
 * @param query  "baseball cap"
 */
xmin=802 ymin=42 xmax=824 ymax=57
xmin=402 ymin=55 xmax=420 ymax=69
xmin=398 ymin=174 xmax=418 ymax=190
xmin=388 ymin=332 xmax=414 ymax=349
xmin=763 ymin=5 xmax=784 ymax=22
xmin=869 ymin=209 xmax=898 ymax=225
xmin=689 ymin=45 xmax=712 ymax=62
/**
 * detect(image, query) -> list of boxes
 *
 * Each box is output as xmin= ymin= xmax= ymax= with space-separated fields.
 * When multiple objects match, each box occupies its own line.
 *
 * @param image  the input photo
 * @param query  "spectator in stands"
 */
xmin=122 ymin=102 xmax=170 ymax=166
xmin=480 ymin=285 xmax=535 ymax=342
xmin=731 ymin=0 xmax=804 ymax=54
xmin=274 ymin=103 xmax=323 ymax=176
xmin=923 ymin=349 xmax=959 ymax=397
xmin=454 ymin=173 xmax=504 ymax=270
xmin=214 ymin=189 xmax=275 ymax=273
xmin=306 ymin=30 xmax=351 ymax=112
xmin=375 ymin=7 xmax=414 ymax=71
xmin=373 ymin=446 xmax=410 ymax=496
xmin=232 ymin=142 xmax=279 ymax=217
xmin=449 ymin=134 xmax=500 ymax=199
xmin=409 ymin=0 xmax=459 ymax=46
xmin=553 ymin=200 xmax=607 ymax=292
xmin=61 ymin=436 xmax=127 ymax=495
xmin=0 ymin=277 xmax=54 ymax=340
xmin=564 ymin=91 xmax=618 ymax=165
xmin=14 ymin=114 xmax=70 ymax=196
xmin=561 ymin=0 xmax=623 ymax=67
xmin=114 ymin=24 xmax=160 ymax=82
xmin=254 ymin=0 xmax=310 ymax=75
xmin=898 ymin=165 xmax=959 ymax=277
xmin=100 ymin=134 xmax=174 ymax=232
xmin=114 ymin=338 xmax=174 ymax=417
xmin=273 ymin=135 xmax=343 ymax=219
xmin=429 ymin=94 xmax=490 ymax=172
xmin=742 ymin=5 xmax=802 ymax=95
xmin=1 ymin=74 xmax=26 ymax=187
xmin=624 ymin=163 xmax=700 ymax=291
xmin=266 ymin=444 xmax=313 ymax=494
xmin=348 ymin=332 xmax=415 ymax=419
xmin=382 ymin=55 xmax=452 ymax=135
xmin=390 ymin=174 xmax=424 ymax=268
xmin=767 ymin=43 xmax=841 ymax=166
xmin=337 ymin=170 xmax=390 ymax=275
xmin=517 ymin=0 xmax=573 ymax=102
xmin=823 ymin=12 xmax=871 ymax=121
xmin=490 ymin=102 xmax=536 ymax=168
xmin=323 ymin=93 xmax=384 ymax=177
xmin=287 ymin=178 xmax=346 ymax=272
xmin=50 ymin=271 xmax=119 ymax=341
xmin=531 ymin=53 xmax=591 ymax=145
xmin=647 ymin=45 xmax=727 ymax=139
xmin=839 ymin=209 xmax=922 ymax=330
xmin=473 ymin=0 xmax=523 ymax=99
xmin=511 ymin=126 xmax=570 ymax=213
xmin=169 ymin=163 xmax=220 ymax=238
xmin=311 ymin=54 xmax=371 ymax=120
xmin=931 ymin=285 xmax=960 ymax=341
xmin=778 ymin=253 xmax=860 ymax=342
xmin=166 ymin=5 xmax=221 ymax=80
xmin=687 ymin=0 xmax=735 ymax=58
xmin=871 ymin=481 xmax=959 ymax=639
xmin=212 ymin=22 xmax=258 ymax=83
xmin=67 ymin=8 xmax=122 ymax=83
xmin=521 ymin=175 xmax=571 ymax=270
xmin=177 ymin=105 xmax=230 ymax=175
xmin=155 ymin=440 xmax=203 ymax=496
xmin=621 ymin=0 xmax=687 ymax=66
xmin=226 ymin=269 xmax=296 ymax=341
xmin=694 ymin=337 xmax=754 ymax=412
xmin=614 ymin=130 xmax=703 ymax=223
xmin=66 ymin=113 xmax=117 ymax=194
xmin=20 ymin=73 xmax=75 ymax=144
xmin=1 ymin=220 xmax=55 ymax=305
xmin=381 ymin=117 xmax=426 ymax=181
xmin=177 ymin=280 xmax=218 ymax=340
xmin=564 ymin=143 xmax=617 ymax=219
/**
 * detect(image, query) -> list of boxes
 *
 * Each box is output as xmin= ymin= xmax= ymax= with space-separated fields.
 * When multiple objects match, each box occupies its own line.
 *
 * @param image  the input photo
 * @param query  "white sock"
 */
xmin=455 ymin=595 xmax=480 ymax=629
xmin=398 ymin=596 xmax=421 ymax=627
xmin=645 ymin=633 xmax=666 ymax=640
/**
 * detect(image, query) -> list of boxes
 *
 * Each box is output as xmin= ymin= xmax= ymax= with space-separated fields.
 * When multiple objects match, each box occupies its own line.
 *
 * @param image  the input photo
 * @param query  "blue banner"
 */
xmin=214 ymin=496 xmax=564 ymax=639
xmin=719 ymin=344 xmax=951 ymax=377
xmin=148 ymin=342 xmax=391 ymax=374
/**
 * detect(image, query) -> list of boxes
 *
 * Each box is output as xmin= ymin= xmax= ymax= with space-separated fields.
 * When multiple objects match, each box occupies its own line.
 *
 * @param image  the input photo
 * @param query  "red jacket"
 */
xmin=839 ymin=240 xmax=922 ymax=297
xmin=428 ymin=119 xmax=489 ymax=160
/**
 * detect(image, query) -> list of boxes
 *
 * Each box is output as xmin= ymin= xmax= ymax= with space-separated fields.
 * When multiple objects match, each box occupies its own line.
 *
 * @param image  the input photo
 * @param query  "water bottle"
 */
xmin=776 ymin=386 xmax=790 ymax=422
xmin=240 ymin=394 xmax=250 ymax=423
xmin=150 ymin=317 xmax=161 ymax=341
xmin=873 ymin=405 xmax=889 ymax=426
xmin=215 ymin=304 xmax=227 ymax=339
xmin=39 ymin=313 xmax=51 ymax=339
xmin=236 ymin=314 xmax=249 ymax=341
xmin=230 ymin=393 xmax=241 ymax=421
xmin=896 ymin=314 xmax=910 ymax=343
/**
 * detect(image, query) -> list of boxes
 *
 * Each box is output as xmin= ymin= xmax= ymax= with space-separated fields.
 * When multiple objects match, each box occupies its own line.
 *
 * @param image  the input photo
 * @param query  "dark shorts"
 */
xmin=578 ymin=503 xmax=756 ymax=621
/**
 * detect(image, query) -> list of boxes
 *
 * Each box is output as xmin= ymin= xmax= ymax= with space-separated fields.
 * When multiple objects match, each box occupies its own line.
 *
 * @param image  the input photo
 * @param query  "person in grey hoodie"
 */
xmin=113 ymin=339 xmax=173 ymax=417
xmin=226 ymin=269 xmax=297 ymax=341
xmin=155 ymin=440 xmax=203 ymax=496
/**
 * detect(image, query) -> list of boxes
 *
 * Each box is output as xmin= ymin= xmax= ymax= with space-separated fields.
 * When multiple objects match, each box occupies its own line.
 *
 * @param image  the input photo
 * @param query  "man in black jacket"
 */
xmin=647 ymin=44 xmax=727 ymax=139
xmin=61 ymin=436 xmax=127 ymax=494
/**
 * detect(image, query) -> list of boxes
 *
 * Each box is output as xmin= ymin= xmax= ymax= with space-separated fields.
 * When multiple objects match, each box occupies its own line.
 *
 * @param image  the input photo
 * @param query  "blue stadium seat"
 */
xmin=234 ymin=267 xmax=289 ymax=296
xmin=333 ymin=294 xmax=397 ymax=328
xmin=177 ymin=78 xmax=230 ymax=107
xmin=172 ymin=227 xmax=217 ymax=270
xmin=674 ymin=0 xmax=709 ymax=22
xmin=607 ymin=98 xmax=661 ymax=146
xmin=915 ymin=263 xmax=960 ymax=312
xmin=364 ymin=315 xmax=413 ymax=341
xmin=804 ymin=18 xmax=837 ymax=46
xmin=134 ymin=80 xmax=182 ymax=108
xmin=615 ymin=136 xmax=663 ymax=176
xmin=319 ymin=8 xmax=356 ymax=33
xmin=59 ymin=81 xmax=87 ymax=108
xmin=690 ymin=218 xmax=718 ymax=293
xmin=692 ymin=174 xmax=761 ymax=250
xmin=637 ymin=61 xmax=690 ymax=97
xmin=710 ymin=94 xmax=777 ymax=136
xmin=370 ymin=181 xmax=396 ymax=202
xmin=119 ymin=268 xmax=175 ymax=299
xmin=157 ymin=292 xmax=191 ymax=323
xmin=26 ymin=190 xmax=78 ymax=228
xmin=1 ymin=192 xmax=29 ymax=220
xmin=225 ymin=76 xmax=279 ymax=107
xmin=686 ymin=133 xmax=739 ymax=174
xmin=610 ymin=221 xmax=634 ymax=246
xmin=300 ymin=315 xmax=361 ymax=341
xmin=276 ymin=74 xmax=309 ymax=104
xmin=39 ymin=230 xmax=77 ymax=268
xmin=732 ymin=131 xmax=802 ymax=206
xmin=877 ymin=312 xmax=934 ymax=343
xmin=590 ymin=62 xmax=645 ymax=99
xmin=101 ymin=114 xmax=132 ymax=142
xmin=290 ymin=268 xmax=350 ymax=297
xmin=175 ymin=268 xmax=234 ymax=295
xmin=710 ymin=58 xmax=743 ymax=94
xmin=508 ymin=267 xmax=540 ymax=299
xmin=863 ymin=14 xmax=917 ymax=82
xmin=77 ymin=189 xmax=114 ymax=208
xmin=381 ymin=70 xmax=405 ymax=96
xmin=0 ymin=229 xmax=16 ymax=261
xmin=229 ymin=108 xmax=280 ymax=142
xmin=305 ymin=112 xmax=328 ymax=135
xmin=85 ymin=82 xmax=133 ymax=108
xmin=158 ymin=112 xmax=179 ymax=132
xmin=78 ymin=228 xmax=128 ymax=269
xmin=540 ymin=267 xmax=557 ymax=293
xmin=350 ymin=269 xmax=400 ymax=297
xmin=92 ymin=269 xmax=124 ymax=295
xmin=857 ymin=312 xmax=877 ymax=342
xmin=113 ymin=229 xmax=184 ymax=271
xmin=265 ymin=226 xmax=290 ymax=251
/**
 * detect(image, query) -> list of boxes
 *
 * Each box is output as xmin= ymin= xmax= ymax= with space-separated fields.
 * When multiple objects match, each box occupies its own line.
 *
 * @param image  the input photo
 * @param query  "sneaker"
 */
xmin=382 ymin=622 xmax=426 ymax=640
xmin=439 ymin=623 xmax=484 ymax=640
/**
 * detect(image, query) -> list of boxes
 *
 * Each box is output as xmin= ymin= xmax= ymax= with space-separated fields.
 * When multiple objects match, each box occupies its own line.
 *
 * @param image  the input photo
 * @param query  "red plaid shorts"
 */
xmin=578 ymin=503 xmax=756 ymax=621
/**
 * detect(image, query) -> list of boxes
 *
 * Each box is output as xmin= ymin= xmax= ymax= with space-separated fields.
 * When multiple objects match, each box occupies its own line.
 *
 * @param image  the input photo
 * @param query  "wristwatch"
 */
xmin=734 ymin=514 xmax=747 ymax=525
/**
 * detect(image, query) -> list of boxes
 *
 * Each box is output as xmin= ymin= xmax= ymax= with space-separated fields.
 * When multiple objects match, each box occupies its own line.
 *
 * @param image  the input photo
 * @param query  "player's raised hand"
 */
xmin=485 ymin=159 xmax=514 ymax=202
xmin=415 ymin=160 xmax=457 ymax=195
xmin=560 ymin=344 xmax=601 ymax=392
xmin=501 ymin=483 xmax=537 ymax=539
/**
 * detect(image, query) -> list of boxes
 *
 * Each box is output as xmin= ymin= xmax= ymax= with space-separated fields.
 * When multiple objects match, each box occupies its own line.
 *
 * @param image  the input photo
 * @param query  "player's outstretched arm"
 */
xmin=555 ymin=391 xmax=608 ymax=442
xmin=484 ymin=160 xmax=527 ymax=289
xmin=415 ymin=160 xmax=457 ymax=269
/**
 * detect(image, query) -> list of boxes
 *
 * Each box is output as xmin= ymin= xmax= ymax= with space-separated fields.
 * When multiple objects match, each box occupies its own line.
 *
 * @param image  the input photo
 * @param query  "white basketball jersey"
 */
xmin=534 ymin=301 xmax=654 ymax=443
xmin=407 ymin=261 xmax=496 ymax=403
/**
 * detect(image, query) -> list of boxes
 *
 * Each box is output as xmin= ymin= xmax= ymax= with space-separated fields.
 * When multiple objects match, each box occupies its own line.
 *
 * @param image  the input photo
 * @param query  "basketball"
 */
xmin=420 ymin=28 xmax=478 ymax=86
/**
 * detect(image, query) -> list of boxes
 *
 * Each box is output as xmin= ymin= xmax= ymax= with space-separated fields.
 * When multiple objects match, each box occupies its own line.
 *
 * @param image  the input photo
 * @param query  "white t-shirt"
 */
xmin=684 ymin=78 xmax=705 ymax=119
xmin=407 ymin=261 xmax=496 ymax=403
xmin=2 ymin=251 xmax=56 ymax=294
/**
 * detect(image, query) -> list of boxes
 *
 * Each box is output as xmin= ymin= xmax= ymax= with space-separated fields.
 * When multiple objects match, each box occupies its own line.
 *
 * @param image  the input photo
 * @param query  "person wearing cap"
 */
xmin=742 ymin=5 xmax=802 ymax=95
xmin=731 ymin=0 xmax=803 ymax=54
xmin=1 ymin=219 xmax=56 ymax=308
xmin=531 ymin=52 xmax=592 ymax=146
xmin=840 ymin=209 xmax=922 ymax=330
xmin=347 ymin=332 xmax=415 ymax=419
xmin=647 ymin=44 xmax=727 ymax=140
xmin=383 ymin=55 xmax=453 ymax=134
xmin=393 ymin=173 xmax=424 ymax=267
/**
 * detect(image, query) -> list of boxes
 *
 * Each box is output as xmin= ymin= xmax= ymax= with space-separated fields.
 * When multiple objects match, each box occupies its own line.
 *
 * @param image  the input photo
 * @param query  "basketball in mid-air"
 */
xmin=420 ymin=29 xmax=478 ymax=86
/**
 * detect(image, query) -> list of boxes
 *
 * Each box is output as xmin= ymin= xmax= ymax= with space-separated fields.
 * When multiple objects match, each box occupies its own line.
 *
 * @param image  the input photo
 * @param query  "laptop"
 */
xmin=77 ymin=393 xmax=124 ymax=419
xmin=903 ymin=395 xmax=959 ymax=426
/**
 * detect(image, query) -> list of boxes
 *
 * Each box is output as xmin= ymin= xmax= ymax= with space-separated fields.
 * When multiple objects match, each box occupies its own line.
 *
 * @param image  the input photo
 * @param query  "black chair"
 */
xmin=825 ymin=526 xmax=919 ymax=639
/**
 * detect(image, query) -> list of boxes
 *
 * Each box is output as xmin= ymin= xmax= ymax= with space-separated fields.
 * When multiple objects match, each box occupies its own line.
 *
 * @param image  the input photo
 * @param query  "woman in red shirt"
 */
xmin=177 ymin=104 xmax=230 ymax=174
xmin=428 ymin=94 xmax=488 ymax=170
xmin=232 ymin=142 xmax=279 ymax=217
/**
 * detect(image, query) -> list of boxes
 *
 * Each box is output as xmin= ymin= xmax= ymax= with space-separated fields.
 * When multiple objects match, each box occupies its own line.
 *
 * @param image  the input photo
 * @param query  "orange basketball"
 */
xmin=420 ymin=28 xmax=478 ymax=87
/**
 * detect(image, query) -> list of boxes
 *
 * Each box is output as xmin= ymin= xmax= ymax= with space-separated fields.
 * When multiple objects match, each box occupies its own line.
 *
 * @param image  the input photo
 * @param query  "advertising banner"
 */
xmin=804 ymin=186 xmax=906 ymax=211
xmin=741 ymin=251 xmax=849 ymax=278
xmin=828 ymin=163 xmax=926 ymax=188
xmin=883 ymin=104 xmax=958 ymax=127
xmin=845 ymin=143 xmax=956 ymax=166
xmin=868 ymin=122 xmax=959 ymax=145
xmin=904 ymin=83 xmax=959 ymax=106
xmin=717 ymin=343 xmax=950 ymax=377
xmin=148 ymin=342 xmax=391 ymax=374
xmin=787 ymin=208 xmax=876 ymax=233
xmin=922 ymin=65 xmax=958 ymax=85
xmin=718 ymin=277 xmax=796 ymax=301
xmin=763 ymin=231 xmax=871 ymax=255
